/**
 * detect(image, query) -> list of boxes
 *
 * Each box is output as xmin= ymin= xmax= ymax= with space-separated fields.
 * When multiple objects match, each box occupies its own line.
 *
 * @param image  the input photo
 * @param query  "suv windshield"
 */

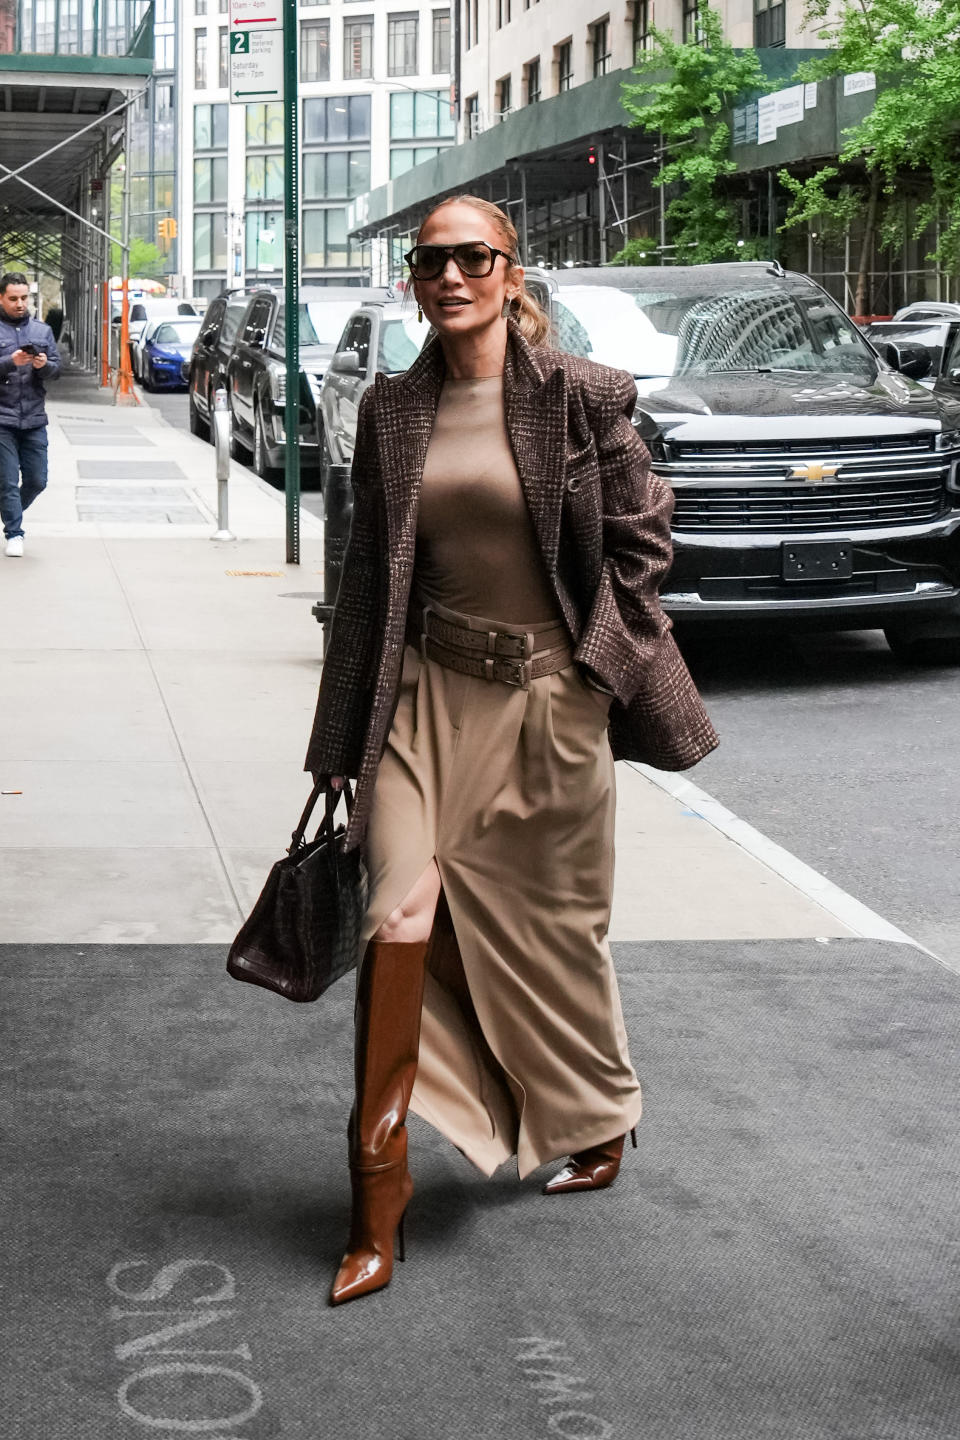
xmin=273 ymin=301 xmax=360 ymax=352
xmin=553 ymin=282 xmax=879 ymax=381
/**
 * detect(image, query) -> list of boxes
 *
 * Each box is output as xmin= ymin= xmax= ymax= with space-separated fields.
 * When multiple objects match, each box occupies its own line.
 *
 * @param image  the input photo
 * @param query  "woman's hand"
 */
xmin=312 ymin=772 xmax=345 ymax=791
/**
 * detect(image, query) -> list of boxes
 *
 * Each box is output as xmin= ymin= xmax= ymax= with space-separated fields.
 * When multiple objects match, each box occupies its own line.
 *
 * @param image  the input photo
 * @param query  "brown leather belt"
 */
xmin=407 ymin=602 xmax=572 ymax=691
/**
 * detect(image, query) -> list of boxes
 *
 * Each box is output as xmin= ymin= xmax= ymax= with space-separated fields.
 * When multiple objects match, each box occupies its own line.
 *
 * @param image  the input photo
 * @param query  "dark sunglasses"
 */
xmin=404 ymin=241 xmax=516 ymax=280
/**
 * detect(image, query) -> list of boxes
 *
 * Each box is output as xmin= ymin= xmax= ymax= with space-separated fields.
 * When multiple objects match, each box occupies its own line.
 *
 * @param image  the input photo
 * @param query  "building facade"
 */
xmin=178 ymin=0 xmax=454 ymax=297
xmin=456 ymin=0 xmax=828 ymax=142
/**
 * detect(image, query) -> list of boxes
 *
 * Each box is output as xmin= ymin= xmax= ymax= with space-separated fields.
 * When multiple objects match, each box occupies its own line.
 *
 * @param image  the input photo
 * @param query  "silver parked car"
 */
xmin=318 ymin=300 xmax=427 ymax=474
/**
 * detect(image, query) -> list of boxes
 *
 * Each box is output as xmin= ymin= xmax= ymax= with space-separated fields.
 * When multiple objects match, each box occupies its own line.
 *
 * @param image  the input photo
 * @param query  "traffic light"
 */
xmin=158 ymin=218 xmax=178 ymax=241
xmin=587 ymin=145 xmax=597 ymax=167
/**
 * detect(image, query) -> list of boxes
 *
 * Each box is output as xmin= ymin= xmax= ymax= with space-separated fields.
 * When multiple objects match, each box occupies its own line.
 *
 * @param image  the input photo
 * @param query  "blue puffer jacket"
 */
xmin=0 ymin=315 xmax=62 ymax=430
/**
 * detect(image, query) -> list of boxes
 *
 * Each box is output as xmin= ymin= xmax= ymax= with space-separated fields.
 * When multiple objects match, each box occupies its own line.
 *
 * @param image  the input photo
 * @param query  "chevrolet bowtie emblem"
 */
xmin=790 ymin=462 xmax=839 ymax=484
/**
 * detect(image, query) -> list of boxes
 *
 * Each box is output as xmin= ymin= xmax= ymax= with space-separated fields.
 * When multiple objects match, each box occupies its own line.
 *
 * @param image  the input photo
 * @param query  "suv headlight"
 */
xmin=268 ymin=363 xmax=286 ymax=405
xmin=306 ymin=371 xmax=322 ymax=403
xmin=936 ymin=427 xmax=960 ymax=452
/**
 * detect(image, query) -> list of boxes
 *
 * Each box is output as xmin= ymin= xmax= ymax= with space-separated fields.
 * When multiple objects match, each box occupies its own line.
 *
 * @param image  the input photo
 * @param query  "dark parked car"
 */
xmin=186 ymin=288 xmax=259 ymax=439
xmin=139 ymin=317 xmax=202 ymax=391
xmin=863 ymin=319 xmax=960 ymax=391
xmin=536 ymin=264 xmax=960 ymax=662
xmin=225 ymin=285 xmax=389 ymax=477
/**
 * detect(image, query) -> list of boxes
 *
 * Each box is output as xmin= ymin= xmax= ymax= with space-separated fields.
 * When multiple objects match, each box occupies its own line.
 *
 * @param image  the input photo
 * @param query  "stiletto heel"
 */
xmin=397 ymin=1209 xmax=407 ymax=1263
xmin=630 ymin=1127 xmax=637 ymax=1149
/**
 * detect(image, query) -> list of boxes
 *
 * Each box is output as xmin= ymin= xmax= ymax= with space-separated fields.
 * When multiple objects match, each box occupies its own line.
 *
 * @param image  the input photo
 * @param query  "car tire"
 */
xmin=188 ymin=387 xmax=209 ymax=440
xmin=141 ymin=359 xmax=152 ymax=391
xmin=884 ymin=626 xmax=960 ymax=665
xmin=253 ymin=402 xmax=278 ymax=478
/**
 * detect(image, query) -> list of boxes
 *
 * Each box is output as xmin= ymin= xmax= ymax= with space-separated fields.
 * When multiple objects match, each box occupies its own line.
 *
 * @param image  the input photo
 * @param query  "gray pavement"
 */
xmin=3 ymin=371 xmax=958 ymax=1438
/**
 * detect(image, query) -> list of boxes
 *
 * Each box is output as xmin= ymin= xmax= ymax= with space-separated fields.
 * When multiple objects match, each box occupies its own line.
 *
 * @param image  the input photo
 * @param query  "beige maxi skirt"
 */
xmin=361 ymin=603 xmax=644 ymax=1179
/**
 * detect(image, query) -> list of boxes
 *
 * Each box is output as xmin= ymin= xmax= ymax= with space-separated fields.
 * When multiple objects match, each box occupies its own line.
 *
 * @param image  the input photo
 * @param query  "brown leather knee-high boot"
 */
xmin=329 ymin=937 xmax=428 ymax=1306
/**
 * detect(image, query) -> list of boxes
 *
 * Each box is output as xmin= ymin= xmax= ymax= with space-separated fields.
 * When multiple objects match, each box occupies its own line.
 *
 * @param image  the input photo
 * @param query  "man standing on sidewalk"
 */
xmin=0 ymin=271 xmax=61 ymax=558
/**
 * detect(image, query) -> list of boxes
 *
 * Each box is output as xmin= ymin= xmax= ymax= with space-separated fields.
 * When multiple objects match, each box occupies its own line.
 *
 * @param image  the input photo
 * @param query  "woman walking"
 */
xmin=305 ymin=195 xmax=717 ymax=1306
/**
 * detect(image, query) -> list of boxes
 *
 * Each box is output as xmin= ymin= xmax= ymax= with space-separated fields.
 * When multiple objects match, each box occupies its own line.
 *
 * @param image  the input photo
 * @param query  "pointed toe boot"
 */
xmin=543 ymin=1128 xmax=637 ymax=1196
xmin=329 ymin=937 xmax=428 ymax=1307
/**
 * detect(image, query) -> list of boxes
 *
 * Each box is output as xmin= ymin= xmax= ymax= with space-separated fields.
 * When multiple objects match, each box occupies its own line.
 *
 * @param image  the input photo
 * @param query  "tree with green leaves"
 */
xmin=779 ymin=0 xmax=960 ymax=313
xmin=109 ymin=235 xmax=168 ymax=280
xmin=619 ymin=4 xmax=767 ymax=264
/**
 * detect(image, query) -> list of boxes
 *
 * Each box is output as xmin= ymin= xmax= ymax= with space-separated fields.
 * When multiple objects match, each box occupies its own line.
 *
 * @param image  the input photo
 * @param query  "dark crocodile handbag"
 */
xmin=227 ymin=781 xmax=367 ymax=1003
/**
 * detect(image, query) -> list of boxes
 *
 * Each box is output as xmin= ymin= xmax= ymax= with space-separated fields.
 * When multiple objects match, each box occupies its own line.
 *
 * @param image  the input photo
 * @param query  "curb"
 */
xmin=631 ymin=762 xmax=953 ymax=971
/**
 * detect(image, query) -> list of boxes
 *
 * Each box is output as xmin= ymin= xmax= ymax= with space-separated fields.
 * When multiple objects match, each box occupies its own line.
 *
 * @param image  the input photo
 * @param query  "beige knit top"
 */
xmin=413 ymin=375 xmax=562 ymax=625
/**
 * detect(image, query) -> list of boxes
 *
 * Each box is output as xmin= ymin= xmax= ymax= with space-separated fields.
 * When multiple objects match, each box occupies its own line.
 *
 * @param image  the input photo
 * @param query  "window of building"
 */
xmin=246 ymin=211 xmax=283 ymax=273
xmin=194 ymin=30 xmax=207 ymax=89
xmin=246 ymin=102 xmax=284 ymax=145
xmin=525 ymin=57 xmax=540 ymax=104
xmin=591 ymin=18 xmax=610 ymax=77
xmin=219 ymin=0 xmax=227 ymax=12
xmin=389 ymin=89 xmax=454 ymax=138
xmin=195 ymin=103 xmax=229 ymax=149
xmin=301 ymin=20 xmax=330 ymax=80
xmin=219 ymin=26 xmax=228 ymax=88
xmin=682 ymin=0 xmax=699 ymax=42
xmin=432 ymin=10 xmax=450 ymax=72
xmin=388 ymin=14 xmax=418 ymax=75
xmin=154 ymin=30 xmax=175 ymax=68
xmin=195 ymin=0 xmax=206 ymax=14
xmin=343 ymin=18 xmax=373 ymax=78
xmin=390 ymin=145 xmax=445 ymax=176
xmin=464 ymin=93 xmax=479 ymax=137
xmin=303 ymin=149 xmax=371 ymax=199
xmin=303 ymin=93 xmax=371 ymax=141
xmin=463 ymin=0 xmax=472 ymax=50
xmin=302 ymin=207 xmax=360 ymax=268
xmin=496 ymin=0 xmax=510 ymax=26
xmin=754 ymin=0 xmax=786 ymax=47
xmin=301 ymin=0 xmax=329 ymax=7
xmin=633 ymin=0 xmax=650 ymax=59
xmin=246 ymin=153 xmax=285 ymax=201
xmin=194 ymin=156 xmax=228 ymax=204
xmin=194 ymin=211 xmax=228 ymax=270
xmin=556 ymin=40 xmax=572 ymax=93
xmin=496 ymin=74 xmax=512 ymax=119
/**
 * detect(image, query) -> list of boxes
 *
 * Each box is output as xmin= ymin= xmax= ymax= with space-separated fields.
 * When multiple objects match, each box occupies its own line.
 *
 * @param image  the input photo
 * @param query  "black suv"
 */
xmin=224 ymin=285 xmax=389 ymax=477
xmin=186 ymin=289 xmax=259 ymax=440
xmin=533 ymin=264 xmax=960 ymax=662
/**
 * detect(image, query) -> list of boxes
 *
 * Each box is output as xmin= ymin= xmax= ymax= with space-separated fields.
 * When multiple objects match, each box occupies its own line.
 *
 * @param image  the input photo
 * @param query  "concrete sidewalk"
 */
xmin=0 ymin=370 xmax=874 ymax=947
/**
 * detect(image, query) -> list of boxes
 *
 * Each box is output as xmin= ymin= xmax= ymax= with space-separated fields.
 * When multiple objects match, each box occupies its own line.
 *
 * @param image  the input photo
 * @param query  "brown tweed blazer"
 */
xmin=305 ymin=319 xmax=718 ymax=847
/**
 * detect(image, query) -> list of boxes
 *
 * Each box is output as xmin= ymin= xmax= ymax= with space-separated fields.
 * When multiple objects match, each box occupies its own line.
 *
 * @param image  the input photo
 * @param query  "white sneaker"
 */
xmin=5 ymin=537 xmax=24 ymax=557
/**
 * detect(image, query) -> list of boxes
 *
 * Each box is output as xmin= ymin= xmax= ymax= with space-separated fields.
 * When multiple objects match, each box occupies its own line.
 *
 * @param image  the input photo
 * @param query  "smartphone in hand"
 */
xmin=19 ymin=343 xmax=46 ymax=357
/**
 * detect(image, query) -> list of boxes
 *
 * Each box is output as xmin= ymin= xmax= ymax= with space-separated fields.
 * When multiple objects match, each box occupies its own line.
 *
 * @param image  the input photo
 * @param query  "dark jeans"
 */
xmin=0 ymin=425 xmax=48 ymax=539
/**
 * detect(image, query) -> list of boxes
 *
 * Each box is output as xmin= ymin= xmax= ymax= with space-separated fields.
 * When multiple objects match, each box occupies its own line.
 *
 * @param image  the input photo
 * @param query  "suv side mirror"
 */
xmin=881 ymin=341 xmax=931 ymax=381
xmin=330 ymin=350 xmax=362 ymax=376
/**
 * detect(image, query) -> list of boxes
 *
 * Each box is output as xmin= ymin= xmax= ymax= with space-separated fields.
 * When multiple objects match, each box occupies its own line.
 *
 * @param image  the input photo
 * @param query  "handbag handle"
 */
xmin=288 ymin=778 xmax=354 ymax=854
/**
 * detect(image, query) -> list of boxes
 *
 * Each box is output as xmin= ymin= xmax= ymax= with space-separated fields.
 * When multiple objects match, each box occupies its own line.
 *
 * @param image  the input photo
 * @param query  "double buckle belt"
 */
xmin=408 ymin=603 xmax=572 ymax=691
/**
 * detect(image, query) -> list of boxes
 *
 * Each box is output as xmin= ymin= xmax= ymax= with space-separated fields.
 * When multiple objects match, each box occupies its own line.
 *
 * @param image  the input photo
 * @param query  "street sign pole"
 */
xmin=282 ymin=0 xmax=300 ymax=565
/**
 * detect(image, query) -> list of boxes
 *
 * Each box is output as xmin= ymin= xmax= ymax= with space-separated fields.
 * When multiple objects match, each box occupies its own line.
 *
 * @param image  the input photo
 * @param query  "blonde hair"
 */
xmin=415 ymin=194 xmax=551 ymax=347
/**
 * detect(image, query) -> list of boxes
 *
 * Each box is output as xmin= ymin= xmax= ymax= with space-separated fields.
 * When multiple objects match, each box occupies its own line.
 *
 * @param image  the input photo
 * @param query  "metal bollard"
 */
xmin=210 ymin=386 xmax=235 ymax=542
